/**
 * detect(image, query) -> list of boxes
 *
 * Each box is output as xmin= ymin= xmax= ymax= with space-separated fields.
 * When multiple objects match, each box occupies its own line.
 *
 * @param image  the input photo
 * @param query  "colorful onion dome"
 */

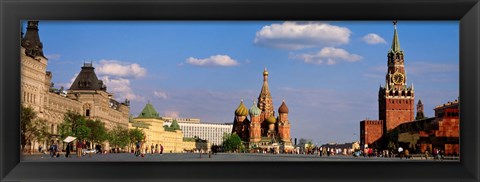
xmin=249 ymin=102 xmax=262 ymax=116
xmin=266 ymin=115 xmax=277 ymax=124
xmin=235 ymin=100 xmax=248 ymax=116
xmin=278 ymin=99 xmax=289 ymax=113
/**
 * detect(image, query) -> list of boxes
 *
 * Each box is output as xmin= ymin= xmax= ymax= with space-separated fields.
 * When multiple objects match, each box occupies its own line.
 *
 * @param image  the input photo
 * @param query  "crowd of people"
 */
xmin=134 ymin=141 xmax=164 ymax=157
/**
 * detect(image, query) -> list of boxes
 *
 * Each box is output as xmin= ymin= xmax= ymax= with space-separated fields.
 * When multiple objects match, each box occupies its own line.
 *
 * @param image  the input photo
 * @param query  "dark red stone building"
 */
xmin=360 ymin=120 xmax=383 ymax=146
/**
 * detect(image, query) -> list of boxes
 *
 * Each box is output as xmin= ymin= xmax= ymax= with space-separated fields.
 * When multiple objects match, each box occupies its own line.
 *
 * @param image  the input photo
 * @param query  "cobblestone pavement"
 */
xmin=21 ymin=153 xmax=457 ymax=162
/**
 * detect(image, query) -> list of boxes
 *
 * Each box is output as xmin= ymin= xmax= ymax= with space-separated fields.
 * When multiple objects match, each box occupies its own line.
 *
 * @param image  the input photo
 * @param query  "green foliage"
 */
xmin=108 ymin=125 xmax=130 ymax=148
xmin=128 ymin=128 xmax=145 ymax=147
xmin=86 ymin=119 xmax=108 ymax=144
xmin=20 ymin=105 xmax=49 ymax=151
xmin=59 ymin=110 xmax=85 ymax=140
xmin=222 ymin=133 xmax=243 ymax=152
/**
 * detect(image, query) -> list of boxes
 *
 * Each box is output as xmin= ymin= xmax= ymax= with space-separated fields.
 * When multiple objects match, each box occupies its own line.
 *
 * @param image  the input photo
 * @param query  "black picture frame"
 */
xmin=1 ymin=0 xmax=479 ymax=181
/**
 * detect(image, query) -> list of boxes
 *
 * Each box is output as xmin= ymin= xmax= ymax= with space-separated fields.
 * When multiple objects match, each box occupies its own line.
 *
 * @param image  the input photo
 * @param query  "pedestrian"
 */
xmin=135 ymin=141 xmax=141 ymax=157
xmin=424 ymin=150 xmax=429 ymax=160
xmin=404 ymin=149 xmax=409 ymax=159
xmin=151 ymin=144 xmax=154 ymax=154
xmin=155 ymin=144 xmax=159 ymax=154
xmin=398 ymin=147 xmax=404 ymax=159
xmin=38 ymin=145 xmax=43 ymax=153
xmin=65 ymin=142 xmax=71 ymax=158
xmin=76 ymin=140 xmax=82 ymax=158
xmin=52 ymin=142 xmax=58 ymax=158
xmin=160 ymin=144 xmax=164 ymax=155
xmin=49 ymin=143 xmax=54 ymax=157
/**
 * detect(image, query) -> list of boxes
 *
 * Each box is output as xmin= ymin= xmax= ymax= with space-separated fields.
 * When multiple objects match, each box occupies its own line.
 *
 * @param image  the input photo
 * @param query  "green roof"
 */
xmin=137 ymin=103 xmax=160 ymax=118
xmin=183 ymin=137 xmax=195 ymax=142
xmin=164 ymin=120 xmax=181 ymax=132
xmin=131 ymin=121 xmax=151 ymax=129
xmin=170 ymin=120 xmax=181 ymax=130
xmin=390 ymin=21 xmax=403 ymax=54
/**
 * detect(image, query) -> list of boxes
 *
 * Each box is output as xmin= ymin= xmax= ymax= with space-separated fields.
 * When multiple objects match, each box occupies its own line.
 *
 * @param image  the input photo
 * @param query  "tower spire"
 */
xmin=21 ymin=21 xmax=45 ymax=58
xmin=391 ymin=20 xmax=401 ymax=53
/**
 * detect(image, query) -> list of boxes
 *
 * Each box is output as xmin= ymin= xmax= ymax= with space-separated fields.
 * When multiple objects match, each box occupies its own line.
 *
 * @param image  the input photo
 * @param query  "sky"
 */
xmin=24 ymin=21 xmax=459 ymax=144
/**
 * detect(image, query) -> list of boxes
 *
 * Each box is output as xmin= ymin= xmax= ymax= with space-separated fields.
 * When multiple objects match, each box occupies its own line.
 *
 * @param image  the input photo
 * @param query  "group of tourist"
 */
xmin=134 ymin=141 xmax=164 ymax=157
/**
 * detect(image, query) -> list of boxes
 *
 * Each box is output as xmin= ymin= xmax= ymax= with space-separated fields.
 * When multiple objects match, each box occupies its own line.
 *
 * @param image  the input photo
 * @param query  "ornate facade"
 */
xmin=232 ymin=68 xmax=293 ymax=152
xmin=20 ymin=21 xmax=130 ymax=150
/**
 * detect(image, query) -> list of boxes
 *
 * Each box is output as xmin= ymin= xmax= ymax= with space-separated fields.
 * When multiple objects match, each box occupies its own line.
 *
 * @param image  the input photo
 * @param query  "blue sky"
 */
xmin=26 ymin=21 xmax=459 ymax=144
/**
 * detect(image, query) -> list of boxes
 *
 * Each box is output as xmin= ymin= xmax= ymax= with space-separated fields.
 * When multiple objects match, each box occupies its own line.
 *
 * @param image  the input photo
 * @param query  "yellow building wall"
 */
xmin=129 ymin=117 xmax=196 ymax=153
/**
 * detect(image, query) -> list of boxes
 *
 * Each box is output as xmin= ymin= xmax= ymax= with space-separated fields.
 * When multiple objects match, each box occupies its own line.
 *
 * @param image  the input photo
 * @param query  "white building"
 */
xmin=164 ymin=122 xmax=233 ymax=145
xmin=162 ymin=117 xmax=201 ymax=124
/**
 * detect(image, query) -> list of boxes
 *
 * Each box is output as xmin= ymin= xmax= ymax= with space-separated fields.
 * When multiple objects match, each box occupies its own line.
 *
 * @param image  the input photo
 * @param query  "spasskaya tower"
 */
xmin=378 ymin=21 xmax=415 ymax=133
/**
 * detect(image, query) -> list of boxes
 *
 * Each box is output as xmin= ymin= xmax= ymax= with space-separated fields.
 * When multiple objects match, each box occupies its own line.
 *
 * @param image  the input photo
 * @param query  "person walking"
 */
xmin=160 ymin=144 xmax=164 ymax=155
xmin=135 ymin=141 xmax=140 ymax=157
xmin=65 ymin=142 xmax=71 ymax=158
xmin=76 ymin=140 xmax=82 ymax=158
xmin=404 ymin=149 xmax=409 ymax=159
xmin=398 ymin=147 xmax=404 ymax=159
xmin=52 ymin=142 xmax=58 ymax=158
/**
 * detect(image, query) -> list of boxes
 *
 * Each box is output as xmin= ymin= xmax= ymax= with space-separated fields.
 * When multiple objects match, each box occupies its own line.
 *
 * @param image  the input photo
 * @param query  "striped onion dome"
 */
xmin=235 ymin=100 xmax=248 ymax=116
xmin=249 ymin=102 xmax=262 ymax=116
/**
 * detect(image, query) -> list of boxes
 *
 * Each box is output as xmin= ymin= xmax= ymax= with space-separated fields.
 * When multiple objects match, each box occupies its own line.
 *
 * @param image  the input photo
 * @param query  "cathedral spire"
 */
xmin=259 ymin=68 xmax=271 ymax=98
xmin=391 ymin=20 xmax=402 ymax=53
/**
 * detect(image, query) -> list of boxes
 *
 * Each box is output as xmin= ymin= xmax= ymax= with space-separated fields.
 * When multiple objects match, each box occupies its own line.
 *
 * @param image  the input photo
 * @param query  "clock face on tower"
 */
xmin=393 ymin=72 xmax=404 ymax=84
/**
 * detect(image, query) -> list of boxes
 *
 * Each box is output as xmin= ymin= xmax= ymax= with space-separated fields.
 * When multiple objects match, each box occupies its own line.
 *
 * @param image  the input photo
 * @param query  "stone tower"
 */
xmin=249 ymin=102 xmax=262 ymax=143
xmin=378 ymin=21 xmax=415 ymax=133
xmin=258 ymin=68 xmax=275 ymax=135
xmin=415 ymin=99 xmax=425 ymax=120
xmin=21 ymin=21 xmax=49 ymax=115
xmin=277 ymin=100 xmax=292 ymax=144
xmin=232 ymin=100 xmax=250 ymax=140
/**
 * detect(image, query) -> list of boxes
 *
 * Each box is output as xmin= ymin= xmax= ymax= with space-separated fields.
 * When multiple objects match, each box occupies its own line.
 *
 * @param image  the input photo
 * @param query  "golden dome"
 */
xmin=266 ymin=115 xmax=276 ymax=124
xmin=263 ymin=67 xmax=268 ymax=76
xmin=235 ymin=100 xmax=248 ymax=116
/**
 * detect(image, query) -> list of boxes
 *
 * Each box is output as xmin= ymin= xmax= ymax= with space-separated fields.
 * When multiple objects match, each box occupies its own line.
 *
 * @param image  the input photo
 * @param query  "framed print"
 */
xmin=1 ymin=0 xmax=479 ymax=181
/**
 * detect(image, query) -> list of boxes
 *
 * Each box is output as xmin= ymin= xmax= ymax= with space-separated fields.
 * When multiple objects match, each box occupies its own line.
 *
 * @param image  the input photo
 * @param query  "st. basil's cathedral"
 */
xmin=231 ymin=68 xmax=294 ymax=152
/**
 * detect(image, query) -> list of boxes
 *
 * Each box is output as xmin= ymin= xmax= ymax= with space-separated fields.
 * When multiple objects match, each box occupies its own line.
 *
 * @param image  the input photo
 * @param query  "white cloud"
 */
xmin=153 ymin=90 xmax=168 ymax=99
xmin=254 ymin=21 xmax=351 ymax=50
xmin=290 ymin=47 xmax=362 ymax=65
xmin=45 ymin=54 xmax=61 ymax=60
xmin=96 ymin=59 xmax=147 ymax=78
xmin=362 ymin=33 xmax=387 ymax=45
xmin=100 ymin=76 xmax=145 ymax=101
xmin=186 ymin=55 xmax=239 ymax=67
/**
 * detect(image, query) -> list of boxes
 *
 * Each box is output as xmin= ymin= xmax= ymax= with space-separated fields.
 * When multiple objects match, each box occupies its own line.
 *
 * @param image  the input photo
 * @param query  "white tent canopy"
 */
xmin=63 ymin=136 xmax=77 ymax=143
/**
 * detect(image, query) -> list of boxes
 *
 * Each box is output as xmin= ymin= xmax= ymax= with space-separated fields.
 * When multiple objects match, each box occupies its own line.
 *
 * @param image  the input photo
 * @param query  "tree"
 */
xmin=221 ymin=133 xmax=242 ymax=152
xmin=128 ymin=128 xmax=145 ymax=149
xmin=108 ymin=125 xmax=130 ymax=149
xmin=86 ymin=119 xmax=108 ymax=145
xmin=20 ymin=105 xmax=49 ymax=153
xmin=59 ymin=110 xmax=84 ymax=140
